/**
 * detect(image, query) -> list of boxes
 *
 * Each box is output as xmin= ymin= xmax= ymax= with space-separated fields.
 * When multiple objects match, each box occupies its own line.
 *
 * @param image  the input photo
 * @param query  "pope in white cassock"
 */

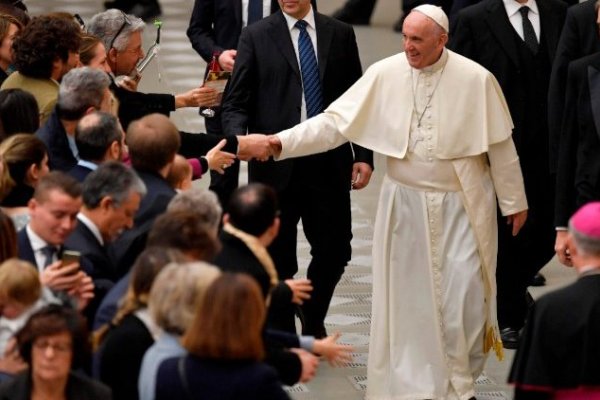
xmin=246 ymin=4 xmax=528 ymax=399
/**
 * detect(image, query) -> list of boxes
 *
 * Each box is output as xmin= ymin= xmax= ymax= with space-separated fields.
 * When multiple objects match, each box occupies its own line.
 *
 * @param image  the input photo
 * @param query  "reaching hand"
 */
xmin=176 ymin=86 xmax=219 ymax=108
xmin=506 ymin=210 xmax=527 ymax=236
xmin=554 ymin=230 xmax=572 ymax=267
xmin=115 ymin=75 xmax=138 ymax=91
xmin=284 ymin=278 xmax=312 ymax=305
xmin=313 ymin=332 xmax=354 ymax=367
xmin=268 ymin=136 xmax=282 ymax=158
xmin=218 ymin=49 xmax=237 ymax=72
xmin=237 ymin=134 xmax=273 ymax=161
xmin=351 ymin=162 xmax=373 ymax=190
xmin=290 ymin=348 xmax=319 ymax=383
xmin=206 ymin=139 xmax=236 ymax=174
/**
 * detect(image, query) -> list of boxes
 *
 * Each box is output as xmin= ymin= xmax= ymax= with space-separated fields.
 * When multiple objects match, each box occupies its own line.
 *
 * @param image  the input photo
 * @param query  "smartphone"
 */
xmin=61 ymin=250 xmax=81 ymax=273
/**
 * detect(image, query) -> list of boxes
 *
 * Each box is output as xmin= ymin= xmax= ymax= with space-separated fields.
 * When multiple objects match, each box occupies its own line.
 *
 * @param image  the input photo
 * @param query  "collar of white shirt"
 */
xmin=77 ymin=213 xmax=104 ymax=246
xmin=503 ymin=0 xmax=539 ymax=19
xmin=282 ymin=5 xmax=316 ymax=32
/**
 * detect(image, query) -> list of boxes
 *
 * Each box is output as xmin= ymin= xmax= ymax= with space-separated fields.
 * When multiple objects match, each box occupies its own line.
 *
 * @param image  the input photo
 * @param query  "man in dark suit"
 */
xmin=548 ymin=0 xmax=600 ymax=176
xmin=222 ymin=0 xmax=374 ymax=337
xmin=68 ymin=112 xmax=125 ymax=183
xmin=87 ymin=9 xmax=218 ymax=131
xmin=449 ymin=0 xmax=567 ymax=348
xmin=554 ymin=51 xmax=600 ymax=268
xmin=17 ymin=171 xmax=94 ymax=301
xmin=186 ymin=0 xmax=316 ymax=206
xmin=36 ymin=67 xmax=113 ymax=172
xmin=108 ymin=114 xmax=180 ymax=277
xmin=65 ymin=162 xmax=145 ymax=283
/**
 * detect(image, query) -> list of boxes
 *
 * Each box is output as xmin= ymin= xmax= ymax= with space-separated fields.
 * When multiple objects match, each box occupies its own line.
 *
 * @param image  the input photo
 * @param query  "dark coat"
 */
xmin=68 ymin=164 xmax=94 ymax=183
xmin=0 ymin=371 xmax=111 ymax=400
xmin=110 ymin=80 xmax=175 ymax=131
xmin=65 ymin=220 xmax=117 ymax=282
xmin=155 ymin=356 xmax=290 ymax=400
xmin=548 ymin=0 xmax=600 ymax=172
xmin=35 ymin=108 xmax=77 ymax=172
xmin=509 ymin=274 xmax=600 ymax=397
xmin=108 ymin=170 xmax=175 ymax=277
xmin=555 ymin=52 xmax=600 ymax=227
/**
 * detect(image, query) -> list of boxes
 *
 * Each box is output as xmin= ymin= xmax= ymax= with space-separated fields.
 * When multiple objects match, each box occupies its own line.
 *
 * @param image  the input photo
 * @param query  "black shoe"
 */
xmin=331 ymin=7 xmax=370 ymax=25
xmin=500 ymin=327 xmax=521 ymax=350
xmin=530 ymin=273 xmax=546 ymax=287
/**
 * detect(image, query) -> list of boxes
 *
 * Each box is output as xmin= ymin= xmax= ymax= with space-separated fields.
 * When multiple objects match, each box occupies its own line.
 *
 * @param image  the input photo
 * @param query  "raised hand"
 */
xmin=206 ymin=139 xmax=236 ymax=174
xmin=237 ymin=134 xmax=273 ymax=161
xmin=175 ymin=86 xmax=219 ymax=108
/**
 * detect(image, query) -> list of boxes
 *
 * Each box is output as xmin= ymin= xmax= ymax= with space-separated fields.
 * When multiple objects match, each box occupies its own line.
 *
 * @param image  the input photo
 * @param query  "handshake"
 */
xmin=236 ymin=134 xmax=283 ymax=161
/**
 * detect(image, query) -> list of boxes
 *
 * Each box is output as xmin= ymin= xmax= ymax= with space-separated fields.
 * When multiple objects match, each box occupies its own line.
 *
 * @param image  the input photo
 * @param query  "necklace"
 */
xmin=411 ymin=63 xmax=446 ymax=128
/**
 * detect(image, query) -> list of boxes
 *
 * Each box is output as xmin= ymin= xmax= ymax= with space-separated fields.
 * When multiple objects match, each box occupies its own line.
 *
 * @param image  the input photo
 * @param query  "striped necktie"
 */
xmin=295 ymin=20 xmax=323 ymax=118
xmin=519 ymin=6 xmax=538 ymax=54
xmin=248 ymin=0 xmax=263 ymax=25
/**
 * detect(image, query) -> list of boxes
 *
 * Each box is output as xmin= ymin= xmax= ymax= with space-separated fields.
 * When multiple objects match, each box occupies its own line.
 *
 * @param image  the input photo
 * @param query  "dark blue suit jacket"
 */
xmin=35 ymin=108 xmax=77 ymax=172
xmin=68 ymin=164 xmax=94 ymax=183
xmin=108 ymin=170 xmax=176 ymax=277
xmin=65 ymin=221 xmax=116 ymax=281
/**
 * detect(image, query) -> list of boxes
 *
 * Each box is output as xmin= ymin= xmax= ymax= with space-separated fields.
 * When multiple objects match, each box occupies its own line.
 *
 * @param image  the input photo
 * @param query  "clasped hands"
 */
xmin=237 ymin=133 xmax=282 ymax=162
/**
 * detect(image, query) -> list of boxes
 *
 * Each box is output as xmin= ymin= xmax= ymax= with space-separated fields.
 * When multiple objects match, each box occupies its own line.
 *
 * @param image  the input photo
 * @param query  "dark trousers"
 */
xmin=267 ymin=163 xmax=352 ymax=337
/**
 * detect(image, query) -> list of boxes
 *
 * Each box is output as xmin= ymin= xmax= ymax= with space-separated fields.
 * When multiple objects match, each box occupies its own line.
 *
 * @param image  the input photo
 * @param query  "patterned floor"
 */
xmin=26 ymin=1 xmax=576 ymax=398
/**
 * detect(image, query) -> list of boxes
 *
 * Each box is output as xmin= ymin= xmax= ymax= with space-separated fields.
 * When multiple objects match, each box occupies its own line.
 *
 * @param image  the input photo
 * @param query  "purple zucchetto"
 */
xmin=570 ymin=202 xmax=600 ymax=239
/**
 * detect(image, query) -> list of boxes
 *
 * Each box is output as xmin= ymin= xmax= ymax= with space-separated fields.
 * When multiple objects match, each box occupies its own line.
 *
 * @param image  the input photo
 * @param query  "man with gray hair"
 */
xmin=509 ymin=202 xmax=600 ymax=398
xmin=36 ymin=67 xmax=113 ymax=172
xmin=87 ymin=9 xmax=218 ymax=130
xmin=66 ymin=161 xmax=146 ymax=283
xmin=69 ymin=111 xmax=125 ymax=182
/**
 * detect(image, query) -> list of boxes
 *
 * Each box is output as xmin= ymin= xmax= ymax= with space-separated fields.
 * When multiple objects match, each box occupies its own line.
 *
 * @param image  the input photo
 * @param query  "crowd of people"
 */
xmin=0 ymin=0 xmax=598 ymax=399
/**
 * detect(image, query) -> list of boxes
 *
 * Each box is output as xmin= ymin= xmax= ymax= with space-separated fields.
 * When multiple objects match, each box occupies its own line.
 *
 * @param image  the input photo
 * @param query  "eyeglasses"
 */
xmin=109 ymin=11 xmax=131 ymax=51
xmin=33 ymin=339 xmax=72 ymax=354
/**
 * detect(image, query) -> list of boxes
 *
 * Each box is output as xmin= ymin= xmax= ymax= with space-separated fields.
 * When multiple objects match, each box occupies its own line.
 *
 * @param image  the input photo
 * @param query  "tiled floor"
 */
xmin=27 ymin=1 xmax=577 ymax=398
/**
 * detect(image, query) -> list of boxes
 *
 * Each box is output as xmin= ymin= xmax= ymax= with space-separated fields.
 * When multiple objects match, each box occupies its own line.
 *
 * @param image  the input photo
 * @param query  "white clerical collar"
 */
xmin=503 ymin=0 xmax=539 ymax=19
xmin=283 ymin=6 xmax=316 ymax=32
xmin=77 ymin=213 xmax=104 ymax=245
xmin=418 ymin=48 xmax=448 ymax=74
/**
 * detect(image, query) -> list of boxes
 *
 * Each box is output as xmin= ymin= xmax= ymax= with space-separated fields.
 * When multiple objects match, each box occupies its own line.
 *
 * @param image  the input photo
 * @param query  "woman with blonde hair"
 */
xmin=155 ymin=273 xmax=290 ymax=400
xmin=138 ymin=261 xmax=221 ymax=400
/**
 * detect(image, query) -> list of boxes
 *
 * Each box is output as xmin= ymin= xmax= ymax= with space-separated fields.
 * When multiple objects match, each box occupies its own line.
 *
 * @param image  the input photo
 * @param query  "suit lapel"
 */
xmin=587 ymin=62 xmax=600 ymax=141
xmin=485 ymin=0 xmax=520 ymax=68
xmin=315 ymin=13 xmax=332 ymax=82
xmin=17 ymin=229 xmax=37 ymax=267
xmin=268 ymin=12 xmax=301 ymax=79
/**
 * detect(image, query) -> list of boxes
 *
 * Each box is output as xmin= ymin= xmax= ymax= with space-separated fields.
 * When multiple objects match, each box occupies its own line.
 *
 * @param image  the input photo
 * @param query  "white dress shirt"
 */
xmin=241 ymin=0 xmax=272 ymax=27
xmin=503 ymin=0 xmax=540 ymax=42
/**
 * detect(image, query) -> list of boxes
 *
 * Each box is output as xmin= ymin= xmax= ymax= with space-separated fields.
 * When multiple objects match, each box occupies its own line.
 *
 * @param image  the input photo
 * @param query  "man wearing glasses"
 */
xmin=87 ymin=9 xmax=218 ymax=131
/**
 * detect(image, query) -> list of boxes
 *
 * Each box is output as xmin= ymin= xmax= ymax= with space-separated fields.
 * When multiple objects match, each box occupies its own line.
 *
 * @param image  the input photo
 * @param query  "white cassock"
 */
xmin=276 ymin=49 xmax=528 ymax=400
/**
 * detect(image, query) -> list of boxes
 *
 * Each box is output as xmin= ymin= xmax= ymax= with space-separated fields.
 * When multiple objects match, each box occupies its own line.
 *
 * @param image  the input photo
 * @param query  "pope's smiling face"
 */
xmin=402 ymin=11 xmax=447 ymax=70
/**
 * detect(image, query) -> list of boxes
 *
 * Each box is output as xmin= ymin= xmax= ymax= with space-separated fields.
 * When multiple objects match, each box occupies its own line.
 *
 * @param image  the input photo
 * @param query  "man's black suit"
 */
xmin=108 ymin=170 xmax=176 ymax=278
xmin=68 ymin=164 xmax=94 ymax=183
xmin=450 ymin=0 xmax=567 ymax=332
xmin=548 ymin=0 xmax=600 ymax=173
xmin=222 ymin=9 xmax=373 ymax=336
xmin=186 ymin=0 xmax=315 ymax=206
xmin=555 ymin=52 xmax=600 ymax=227
xmin=65 ymin=221 xmax=117 ymax=282
xmin=35 ymin=109 xmax=77 ymax=172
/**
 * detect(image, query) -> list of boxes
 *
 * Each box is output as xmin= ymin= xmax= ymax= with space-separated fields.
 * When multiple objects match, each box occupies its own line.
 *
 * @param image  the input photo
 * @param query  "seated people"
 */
xmin=155 ymin=273 xmax=291 ymax=400
xmin=138 ymin=261 xmax=221 ymax=400
xmin=36 ymin=67 xmax=113 ymax=172
xmin=509 ymin=202 xmax=600 ymax=398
